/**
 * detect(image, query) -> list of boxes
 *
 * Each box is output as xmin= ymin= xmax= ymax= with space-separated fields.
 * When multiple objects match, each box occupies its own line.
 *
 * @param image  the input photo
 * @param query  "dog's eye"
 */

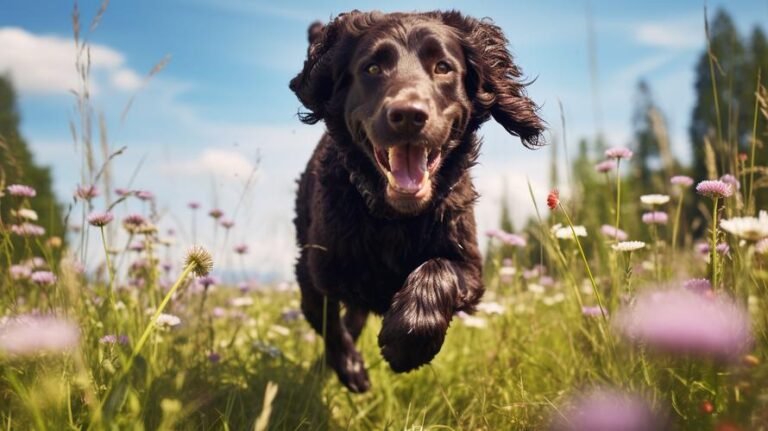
xmin=365 ymin=63 xmax=382 ymax=75
xmin=434 ymin=61 xmax=451 ymax=74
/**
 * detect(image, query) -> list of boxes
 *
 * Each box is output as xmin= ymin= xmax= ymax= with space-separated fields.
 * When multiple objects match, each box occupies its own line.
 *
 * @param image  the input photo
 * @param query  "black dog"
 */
xmin=290 ymin=10 xmax=544 ymax=392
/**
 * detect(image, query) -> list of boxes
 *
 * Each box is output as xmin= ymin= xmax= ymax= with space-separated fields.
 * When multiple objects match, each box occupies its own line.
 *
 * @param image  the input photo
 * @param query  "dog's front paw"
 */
xmin=378 ymin=259 xmax=457 ymax=372
xmin=327 ymin=337 xmax=371 ymax=393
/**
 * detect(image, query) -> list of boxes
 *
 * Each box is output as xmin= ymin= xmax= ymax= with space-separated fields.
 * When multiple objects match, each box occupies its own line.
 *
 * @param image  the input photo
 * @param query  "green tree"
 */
xmin=0 ymin=75 xmax=65 ymax=263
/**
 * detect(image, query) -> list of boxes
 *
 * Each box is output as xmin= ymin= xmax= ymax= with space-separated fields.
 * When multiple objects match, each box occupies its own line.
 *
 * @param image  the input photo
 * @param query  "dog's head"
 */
xmin=290 ymin=11 xmax=544 ymax=216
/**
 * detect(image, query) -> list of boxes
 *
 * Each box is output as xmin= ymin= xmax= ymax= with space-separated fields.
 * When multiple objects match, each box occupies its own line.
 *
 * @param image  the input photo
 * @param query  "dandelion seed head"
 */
xmin=696 ymin=180 xmax=733 ymax=198
xmin=185 ymin=245 xmax=213 ymax=277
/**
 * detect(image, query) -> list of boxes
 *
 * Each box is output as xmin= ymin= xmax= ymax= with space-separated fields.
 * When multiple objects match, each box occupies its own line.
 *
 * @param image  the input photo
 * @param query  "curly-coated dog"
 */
xmin=290 ymin=10 xmax=544 ymax=392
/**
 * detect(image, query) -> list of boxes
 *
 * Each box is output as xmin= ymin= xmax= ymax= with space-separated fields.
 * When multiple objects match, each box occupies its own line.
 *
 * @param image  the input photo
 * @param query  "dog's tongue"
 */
xmin=389 ymin=145 xmax=427 ymax=193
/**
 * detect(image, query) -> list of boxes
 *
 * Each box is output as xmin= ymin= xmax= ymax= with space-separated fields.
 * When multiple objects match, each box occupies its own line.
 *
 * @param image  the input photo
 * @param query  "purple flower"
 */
xmin=604 ymin=147 xmax=633 ymax=160
xmin=10 ymin=265 xmax=31 ymax=280
xmin=670 ymin=175 xmax=694 ymax=187
xmin=549 ymin=388 xmax=662 ymax=431
xmin=87 ymin=211 xmax=114 ymax=227
xmin=683 ymin=278 xmax=712 ymax=295
xmin=99 ymin=334 xmax=129 ymax=345
xmin=128 ymin=241 xmax=145 ymax=252
xmin=208 ymin=208 xmax=224 ymax=219
xmin=220 ymin=218 xmax=235 ymax=229
xmin=208 ymin=352 xmax=221 ymax=363
xmin=641 ymin=211 xmax=668 ymax=225
xmin=719 ymin=174 xmax=740 ymax=190
xmin=281 ymin=308 xmax=302 ymax=322
xmin=500 ymin=233 xmax=527 ymax=247
xmin=696 ymin=242 xmax=730 ymax=257
xmin=198 ymin=275 xmax=218 ymax=289
xmin=122 ymin=214 xmax=147 ymax=233
xmin=234 ymin=244 xmax=249 ymax=255
xmin=600 ymin=225 xmax=628 ymax=241
xmin=0 ymin=315 xmax=80 ymax=356
xmin=7 ymin=184 xmax=36 ymax=197
xmin=74 ymin=184 xmax=99 ymax=200
xmin=30 ymin=271 xmax=56 ymax=286
xmin=10 ymin=223 xmax=45 ymax=237
xmin=212 ymin=307 xmax=226 ymax=318
xmin=614 ymin=288 xmax=752 ymax=361
xmin=188 ymin=201 xmax=200 ymax=210
xmin=696 ymin=180 xmax=733 ymax=198
xmin=594 ymin=160 xmax=616 ymax=173
xmin=136 ymin=190 xmax=154 ymax=201
xmin=115 ymin=188 xmax=132 ymax=197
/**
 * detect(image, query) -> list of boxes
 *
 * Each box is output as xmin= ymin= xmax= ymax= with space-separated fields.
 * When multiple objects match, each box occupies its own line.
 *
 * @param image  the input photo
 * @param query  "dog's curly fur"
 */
xmin=290 ymin=10 xmax=544 ymax=392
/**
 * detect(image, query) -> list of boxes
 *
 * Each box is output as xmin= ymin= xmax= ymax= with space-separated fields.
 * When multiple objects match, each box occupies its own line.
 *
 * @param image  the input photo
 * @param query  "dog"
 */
xmin=290 ymin=10 xmax=544 ymax=392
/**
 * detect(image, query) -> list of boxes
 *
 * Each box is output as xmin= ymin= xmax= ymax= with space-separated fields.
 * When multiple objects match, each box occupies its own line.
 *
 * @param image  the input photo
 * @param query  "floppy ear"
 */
xmin=442 ymin=12 xmax=545 ymax=148
xmin=289 ymin=19 xmax=344 ymax=124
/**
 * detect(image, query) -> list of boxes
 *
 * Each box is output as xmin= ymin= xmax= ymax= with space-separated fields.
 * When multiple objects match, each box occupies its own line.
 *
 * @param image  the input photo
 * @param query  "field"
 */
xmin=2 ymin=3 xmax=768 ymax=431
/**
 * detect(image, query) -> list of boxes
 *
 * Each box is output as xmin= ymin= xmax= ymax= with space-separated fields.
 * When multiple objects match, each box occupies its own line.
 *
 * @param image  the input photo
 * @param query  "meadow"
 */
xmin=2 ymin=4 xmax=768 ymax=431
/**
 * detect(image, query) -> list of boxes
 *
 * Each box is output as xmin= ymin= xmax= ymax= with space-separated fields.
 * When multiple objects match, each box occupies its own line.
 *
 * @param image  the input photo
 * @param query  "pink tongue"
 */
xmin=389 ymin=145 xmax=426 ymax=193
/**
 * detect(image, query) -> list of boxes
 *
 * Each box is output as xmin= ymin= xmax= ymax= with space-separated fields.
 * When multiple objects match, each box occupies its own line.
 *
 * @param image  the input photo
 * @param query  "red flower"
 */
xmin=700 ymin=400 xmax=714 ymax=415
xmin=547 ymin=189 xmax=560 ymax=210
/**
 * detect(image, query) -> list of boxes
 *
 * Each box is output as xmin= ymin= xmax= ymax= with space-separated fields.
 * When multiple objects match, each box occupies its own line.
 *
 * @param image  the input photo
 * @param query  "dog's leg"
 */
xmin=300 ymin=285 xmax=371 ymax=392
xmin=343 ymin=304 xmax=369 ymax=342
xmin=378 ymin=258 xmax=482 ymax=372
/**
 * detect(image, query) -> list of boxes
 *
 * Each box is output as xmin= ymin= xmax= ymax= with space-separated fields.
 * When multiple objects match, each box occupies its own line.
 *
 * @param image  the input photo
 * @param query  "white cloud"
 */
xmin=163 ymin=148 xmax=259 ymax=179
xmin=0 ymin=26 xmax=141 ymax=95
xmin=633 ymin=18 xmax=702 ymax=50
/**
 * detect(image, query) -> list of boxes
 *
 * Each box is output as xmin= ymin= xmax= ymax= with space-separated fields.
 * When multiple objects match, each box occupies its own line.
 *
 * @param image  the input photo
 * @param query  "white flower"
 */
xmin=612 ymin=241 xmax=646 ymax=252
xmin=720 ymin=211 xmax=768 ymax=241
xmin=230 ymin=297 xmax=254 ymax=307
xmin=499 ymin=266 xmax=516 ymax=277
xmin=12 ymin=208 xmax=39 ymax=221
xmin=528 ymin=283 xmax=545 ymax=294
xmin=476 ymin=301 xmax=506 ymax=315
xmin=156 ymin=313 xmax=181 ymax=328
xmin=640 ymin=194 xmax=670 ymax=205
xmin=551 ymin=223 xmax=588 ymax=239
xmin=756 ymin=238 xmax=768 ymax=255
xmin=456 ymin=311 xmax=487 ymax=328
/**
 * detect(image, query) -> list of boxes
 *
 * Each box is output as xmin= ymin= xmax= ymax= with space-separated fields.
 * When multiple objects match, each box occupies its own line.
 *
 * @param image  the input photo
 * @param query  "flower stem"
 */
xmin=99 ymin=226 xmax=116 ymax=303
xmin=711 ymin=197 xmax=719 ymax=289
xmin=614 ymin=159 xmax=622 ymax=243
xmin=671 ymin=193 xmax=684 ymax=254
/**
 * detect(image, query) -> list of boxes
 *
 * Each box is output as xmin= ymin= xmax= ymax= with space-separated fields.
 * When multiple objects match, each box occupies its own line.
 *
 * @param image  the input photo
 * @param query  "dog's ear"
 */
xmin=442 ymin=12 xmax=545 ymax=148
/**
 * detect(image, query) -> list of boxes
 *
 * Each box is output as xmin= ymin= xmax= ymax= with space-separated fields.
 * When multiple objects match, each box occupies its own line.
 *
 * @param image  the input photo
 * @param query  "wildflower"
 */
xmin=476 ymin=301 xmax=506 ymax=315
xmin=234 ymin=244 xmax=249 ymax=254
xmin=198 ymin=275 xmax=218 ymax=289
xmin=670 ymin=175 xmax=694 ymax=187
xmin=683 ymin=278 xmax=712 ymax=295
xmin=611 ymin=241 xmax=646 ymax=252
xmin=641 ymin=211 xmax=668 ymax=225
xmin=184 ymin=245 xmax=214 ymax=277
xmin=719 ymin=174 xmax=740 ymax=190
xmin=188 ymin=201 xmax=200 ymax=210
xmin=719 ymin=211 xmax=768 ymax=241
xmin=10 ymin=223 xmax=45 ymax=237
xmin=10 ymin=265 xmax=31 ymax=280
xmin=30 ymin=271 xmax=56 ymax=286
xmin=13 ymin=208 xmax=38 ymax=221
xmin=208 ymin=352 xmax=221 ymax=363
xmin=539 ymin=276 xmax=555 ymax=287
xmin=208 ymin=208 xmax=224 ymax=219
xmin=696 ymin=242 xmax=730 ymax=257
xmin=549 ymin=388 xmax=662 ymax=431
xmin=212 ymin=307 xmax=227 ymax=318
xmin=528 ymin=283 xmax=545 ymax=294
xmin=74 ymin=184 xmax=99 ymax=200
xmin=500 ymin=232 xmax=527 ymax=247
xmin=756 ymin=238 xmax=768 ymax=255
xmin=136 ymin=190 xmax=154 ymax=201
xmin=128 ymin=241 xmax=145 ymax=252
xmin=594 ymin=160 xmax=616 ymax=173
xmin=220 ymin=218 xmax=235 ymax=229
xmin=614 ymin=288 xmax=752 ymax=361
xmin=456 ymin=311 xmax=488 ymax=328
xmin=155 ymin=313 xmax=181 ymax=328
xmin=26 ymin=257 xmax=47 ymax=269
xmin=582 ymin=306 xmax=606 ymax=317
xmin=122 ymin=214 xmax=148 ymax=233
xmin=115 ymin=188 xmax=131 ymax=197
xmin=552 ymin=223 xmax=587 ymax=239
xmin=640 ymin=194 xmax=670 ymax=205
xmin=7 ymin=184 xmax=36 ymax=197
xmin=600 ymin=225 xmax=628 ymax=241
xmin=546 ymin=189 xmax=559 ymax=210
xmin=0 ymin=315 xmax=80 ymax=356
xmin=47 ymin=236 xmax=63 ymax=248
xmin=696 ymin=180 xmax=733 ymax=198
xmin=87 ymin=211 xmax=114 ymax=227
xmin=230 ymin=296 xmax=254 ymax=307
xmin=604 ymin=147 xmax=633 ymax=160
xmin=99 ymin=334 xmax=129 ymax=345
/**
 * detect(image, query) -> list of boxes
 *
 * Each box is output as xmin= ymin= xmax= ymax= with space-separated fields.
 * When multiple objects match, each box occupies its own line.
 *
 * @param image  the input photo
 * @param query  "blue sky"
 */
xmin=2 ymin=0 xmax=767 ymax=279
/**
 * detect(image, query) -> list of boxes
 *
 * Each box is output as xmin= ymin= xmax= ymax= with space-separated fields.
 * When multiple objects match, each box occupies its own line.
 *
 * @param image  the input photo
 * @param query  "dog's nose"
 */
xmin=387 ymin=101 xmax=428 ymax=135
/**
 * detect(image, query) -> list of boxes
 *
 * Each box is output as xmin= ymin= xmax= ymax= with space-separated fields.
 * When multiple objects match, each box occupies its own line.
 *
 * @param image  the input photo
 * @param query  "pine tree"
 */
xmin=0 ymin=75 xmax=65 ymax=263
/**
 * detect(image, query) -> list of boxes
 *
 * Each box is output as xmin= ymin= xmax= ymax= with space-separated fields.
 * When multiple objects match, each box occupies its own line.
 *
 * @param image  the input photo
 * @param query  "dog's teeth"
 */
xmin=421 ymin=148 xmax=428 ymax=171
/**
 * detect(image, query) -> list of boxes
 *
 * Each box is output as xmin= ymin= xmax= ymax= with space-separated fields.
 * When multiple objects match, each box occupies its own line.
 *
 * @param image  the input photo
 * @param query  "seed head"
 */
xmin=184 ymin=245 xmax=213 ymax=277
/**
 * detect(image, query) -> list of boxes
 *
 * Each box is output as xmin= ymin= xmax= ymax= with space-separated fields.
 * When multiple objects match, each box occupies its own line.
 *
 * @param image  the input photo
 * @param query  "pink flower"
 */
xmin=74 ymin=184 xmax=99 ymax=200
xmin=7 ymin=184 xmax=36 ymax=197
xmin=641 ymin=211 xmax=668 ymax=225
xmin=719 ymin=174 xmax=740 ymax=190
xmin=550 ymin=388 xmax=662 ymax=431
xmin=670 ymin=175 xmax=694 ymax=187
xmin=600 ymin=225 xmax=628 ymax=241
xmin=136 ymin=190 xmax=154 ymax=201
xmin=87 ymin=211 xmax=114 ymax=227
xmin=614 ymin=288 xmax=752 ymax=361
xmin=10 ymin=265 xmax=31 ymax=280
xmin=10 ymin=223 xmax=45 ymax=237
xmin=594 ymin=160 xmax=616 ymax=173
xmin=683 ymin=278 xmax=712 ymax=295
xmin=30 ymin=271 xmax=57 ymax=286
xmin=234 ymin=244 xmax=249 ymax=255
xmin=115 ymin=188 xmax=132 ymax=197
xmin=188 ymin=201 xmax=200 ymax=210
xmin=604 ymin=147 xmax=633 ymax=160
xmin=122 ymin=214 xmax=147 ymax=232
xmin=0 ymin=315 xmax=80 ymax=356
xmin=696 ymin=180 xmax=733 ymax=198
xmin=220 ymin=218 xmax=235 ymax=229
xmin=547 ymin=189 xmax=559 ymax=210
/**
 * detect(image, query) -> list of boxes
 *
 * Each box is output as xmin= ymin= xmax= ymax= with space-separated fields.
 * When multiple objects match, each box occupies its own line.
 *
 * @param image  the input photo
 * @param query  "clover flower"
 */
xmin=220 ymin=218 xmax=235 ymax=229
xmin=600 ymin=225 xmax=627 ymax=241
xmin=696 ymin=180 xmax=733 ymax=198
xmin=155 ymin=313 xmax=181 ymax=328
xmin=670 ymin=175 xmax=694 ymax=187
xmin=604 ymin=147 xmax=633 ymax=160
xmin=552 ymin=223 xmax=587 ymax=239
xmin=234 ymin=244 xmax=249 ymax=255
xmin=208 ymin=208 xmax=224 ymax=219
xmin=641 ymin=211 xmax=668 ymax=225
xmin=7 ymin=184 xmax=36 ymax=197
xmin=594 ymin=160 xmax=616 ymax=173
xmin=719 ymin=174 xmax=740 ymax=190
xmin=10 ymin=265 xmax=31 ymax=280
xmin=683 ymin=278 xmax=712 ymax=295
xmin=10 ymin=223 xmax=45 ymax=237
xmin=30 ymin=271 xmax=56 ymax=286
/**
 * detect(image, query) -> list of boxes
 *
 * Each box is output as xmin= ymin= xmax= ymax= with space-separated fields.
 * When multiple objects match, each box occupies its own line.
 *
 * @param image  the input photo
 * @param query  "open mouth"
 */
xmin=372 ymin=144 xmax=442 ymax=196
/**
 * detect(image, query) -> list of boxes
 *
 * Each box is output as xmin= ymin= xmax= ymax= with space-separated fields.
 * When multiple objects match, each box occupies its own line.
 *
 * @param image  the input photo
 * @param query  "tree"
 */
xmin=0 ymin=75 xmax=65 ymax=263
